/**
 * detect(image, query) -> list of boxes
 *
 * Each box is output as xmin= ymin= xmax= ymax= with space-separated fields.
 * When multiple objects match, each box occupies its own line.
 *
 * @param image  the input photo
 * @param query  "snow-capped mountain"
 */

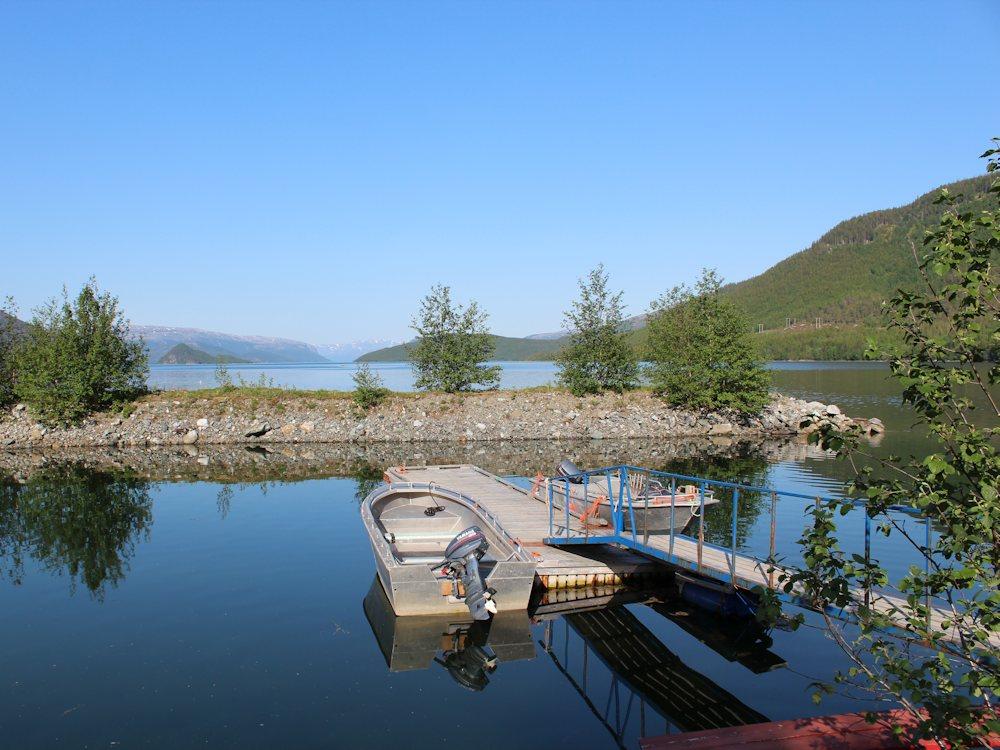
xmin=312 ymin=339 xmax=404 ymax=362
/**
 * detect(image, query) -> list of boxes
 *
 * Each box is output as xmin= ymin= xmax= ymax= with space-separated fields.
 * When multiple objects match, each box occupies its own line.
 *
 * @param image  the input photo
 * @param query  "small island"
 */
xmin=157 ymin=343 xmax=251 ymax=365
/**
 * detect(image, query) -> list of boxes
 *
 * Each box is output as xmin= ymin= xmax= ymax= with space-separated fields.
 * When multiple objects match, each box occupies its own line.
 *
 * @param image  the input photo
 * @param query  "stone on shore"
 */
xmin=0 ymin=391 xmax=875 ymax=448
xmin=245 ymin=422 xmax=271 ymax=438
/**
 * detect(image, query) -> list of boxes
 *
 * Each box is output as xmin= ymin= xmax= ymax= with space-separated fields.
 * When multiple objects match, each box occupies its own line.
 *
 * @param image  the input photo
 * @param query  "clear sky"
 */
xmin=2 ymin=1 xmax=998 ymax=344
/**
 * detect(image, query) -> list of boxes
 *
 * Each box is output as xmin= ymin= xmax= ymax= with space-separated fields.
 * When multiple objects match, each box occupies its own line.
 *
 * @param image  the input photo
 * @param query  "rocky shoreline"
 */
xmin=0 ymin=389 xmax=884 ymax=450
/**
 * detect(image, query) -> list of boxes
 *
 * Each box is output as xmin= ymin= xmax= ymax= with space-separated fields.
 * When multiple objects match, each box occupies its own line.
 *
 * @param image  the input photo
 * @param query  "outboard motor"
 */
xmin=441 ymin=526 xmax=497 ymax=621
xmin=556 ymin=458 xmax=585 ymax=484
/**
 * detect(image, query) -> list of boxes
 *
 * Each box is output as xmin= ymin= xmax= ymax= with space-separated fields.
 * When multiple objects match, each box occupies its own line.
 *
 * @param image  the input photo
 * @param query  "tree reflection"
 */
xmin=349 ymin=460 xmax=385 ymax=503
xmin=0 ymin=464 xmax=153 ymax=598
xmin=651 ymin=449 xmax=772 ymax=548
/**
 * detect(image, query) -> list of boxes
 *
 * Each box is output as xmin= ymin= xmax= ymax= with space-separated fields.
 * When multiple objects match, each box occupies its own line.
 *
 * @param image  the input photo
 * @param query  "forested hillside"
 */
xmin=358 ymin=334 xmax=563 ymax=362
xmin=361 ymin=173 xmax=994 ymax=362
xmin=721 ymin=175 xmax=993 ymax=329
xmin=157 ymin=343 xmax=251 ymax=364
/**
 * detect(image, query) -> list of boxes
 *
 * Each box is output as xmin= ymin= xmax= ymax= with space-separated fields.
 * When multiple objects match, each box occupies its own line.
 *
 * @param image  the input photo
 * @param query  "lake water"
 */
xmin=148 ymin=359 xmax=892 ymax=394
xmin=1 ymin=363 xmax=991 ymax=748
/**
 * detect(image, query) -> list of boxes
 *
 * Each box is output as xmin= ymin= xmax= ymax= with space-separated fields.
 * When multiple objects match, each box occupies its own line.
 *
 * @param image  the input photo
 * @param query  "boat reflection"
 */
xmin=362 ymin=577 xmax=536 ymax=689
xmin=366 ymin=573 xmax=782 ymax=748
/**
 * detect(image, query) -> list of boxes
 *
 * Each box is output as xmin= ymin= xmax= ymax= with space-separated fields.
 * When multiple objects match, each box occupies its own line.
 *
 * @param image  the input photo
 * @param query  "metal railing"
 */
xmin=544 ymin=464 xmax=924 ymax=595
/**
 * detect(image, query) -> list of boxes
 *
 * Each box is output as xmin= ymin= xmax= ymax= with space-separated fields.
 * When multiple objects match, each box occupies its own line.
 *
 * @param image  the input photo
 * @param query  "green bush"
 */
xmin=0 ymin=298 xmax=19 ymax=406
xmin=409 ymin=284 xmax=500 ymax=392
xmin=352 ymin=363 xmax=389 ymax=410
xmin=556 ymin=265 xmax=639 ymax=395
xmin=772 ymin=141 xmax=1000 ymax=747
xmin=12 ymin=280 xmax=148 ymax=425
xmin=646 ymin=268 xmax=770 ymax=413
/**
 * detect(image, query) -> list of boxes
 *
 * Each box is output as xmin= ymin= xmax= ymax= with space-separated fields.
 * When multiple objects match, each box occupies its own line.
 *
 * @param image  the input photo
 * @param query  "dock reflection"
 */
xmin=364 ymin=577 xmax=781 ymax=747
xmin=541 ymin=606 xmax=770 ymax=745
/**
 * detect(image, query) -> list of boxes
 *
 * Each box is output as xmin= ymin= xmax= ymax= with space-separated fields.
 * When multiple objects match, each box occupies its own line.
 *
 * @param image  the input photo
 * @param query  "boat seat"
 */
xmin=379 ymin=504 xmax=463 ymax=535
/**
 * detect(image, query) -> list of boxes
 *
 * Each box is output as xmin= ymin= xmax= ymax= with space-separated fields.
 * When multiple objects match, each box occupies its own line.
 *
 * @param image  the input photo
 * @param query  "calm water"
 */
xmin=1 ymin=363 xmax=992 ymax=748
xmin=148 ymin=359 xmax=892 ymax=394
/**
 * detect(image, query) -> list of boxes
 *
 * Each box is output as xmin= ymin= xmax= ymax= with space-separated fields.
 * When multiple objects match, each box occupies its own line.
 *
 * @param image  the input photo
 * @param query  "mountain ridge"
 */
xmin=360 ymin=172 xmax=993 ymax=362
xmin=134 ymin=325 xmax=329 ymax=364
xmin=157 ymin=343 xmax=252 ymax=365
xmin=357 ymin=334 xmax=564 ymax=362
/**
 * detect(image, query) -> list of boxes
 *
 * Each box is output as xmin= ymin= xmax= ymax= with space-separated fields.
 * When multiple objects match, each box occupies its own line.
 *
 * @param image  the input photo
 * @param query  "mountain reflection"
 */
xmin=0 ymin=464 xmax=153 ymax=598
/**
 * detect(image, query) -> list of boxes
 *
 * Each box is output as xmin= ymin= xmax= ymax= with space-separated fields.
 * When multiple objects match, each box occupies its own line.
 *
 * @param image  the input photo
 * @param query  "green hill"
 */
xmin=357 ymin=335 xmax=564 ymax=362
xmin=722 ymin=175 xmax=994 ymax=330
xmin=361 ymin=173 xmax=994 ymax=362
xmin=158 ymin=343 xmax=251 ymax=365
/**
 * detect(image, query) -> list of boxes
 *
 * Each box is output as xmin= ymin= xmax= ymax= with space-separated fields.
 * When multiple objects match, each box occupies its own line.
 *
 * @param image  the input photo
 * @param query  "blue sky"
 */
xmin=2 ymin=2 xmax=998 ymax=344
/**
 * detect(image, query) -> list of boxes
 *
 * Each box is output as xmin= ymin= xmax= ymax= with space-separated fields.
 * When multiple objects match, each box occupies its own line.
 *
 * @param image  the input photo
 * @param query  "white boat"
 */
xmin=536 ymin=461 xmax=720 ymax=533
xmin=361 ymin=482 xmax=537 ymax=618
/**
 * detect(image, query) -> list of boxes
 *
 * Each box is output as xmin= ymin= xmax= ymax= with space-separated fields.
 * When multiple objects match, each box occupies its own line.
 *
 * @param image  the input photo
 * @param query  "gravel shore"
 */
xmin=0 ymin=389 xmax=884 ymax=450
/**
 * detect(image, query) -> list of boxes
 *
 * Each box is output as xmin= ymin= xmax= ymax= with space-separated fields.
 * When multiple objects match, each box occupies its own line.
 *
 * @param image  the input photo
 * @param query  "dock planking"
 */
xmin=383 ymin=464 xmax=666 ymax=589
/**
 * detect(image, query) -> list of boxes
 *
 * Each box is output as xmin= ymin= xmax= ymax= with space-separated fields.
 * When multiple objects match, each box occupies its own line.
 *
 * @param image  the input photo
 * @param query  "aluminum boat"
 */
xmin=361 ymin=482 xmax=537 ymax=618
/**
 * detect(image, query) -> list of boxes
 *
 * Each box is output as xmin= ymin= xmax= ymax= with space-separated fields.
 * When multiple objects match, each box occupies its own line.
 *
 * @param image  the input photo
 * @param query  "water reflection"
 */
xmin=362 ymin=576 xmax=535 ymax=688
xmin=0 ymin=464 xmax=152 ymax=598
xmin=363 ymin=572 xmax=781 ymax=747
xmin=542 ymin=606 xmax=769 ymax=744
xmin=0 ymin=437 xmax=831 ymax=488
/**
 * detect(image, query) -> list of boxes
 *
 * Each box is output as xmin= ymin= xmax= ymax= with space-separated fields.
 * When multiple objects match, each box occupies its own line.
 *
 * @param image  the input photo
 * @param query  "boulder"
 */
xmin=196 ymin=418 xmax=209 ymax=428
xmin=825 ymin=404 xmax=842 ymax=416
xmin=182 ymin=429 xmax=199 ymax=445
xmin=245 ymin=422 xmax=270 ymax=438
xmin=708 ymin=423 xmax=733 ymax=436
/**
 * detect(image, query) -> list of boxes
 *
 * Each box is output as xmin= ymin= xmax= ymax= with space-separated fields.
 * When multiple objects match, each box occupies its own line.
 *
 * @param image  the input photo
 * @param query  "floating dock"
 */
xmin=384 ymin=464 xmax=666 ymax=589
xmin=383 ymin=463 xmax=992 ymax=651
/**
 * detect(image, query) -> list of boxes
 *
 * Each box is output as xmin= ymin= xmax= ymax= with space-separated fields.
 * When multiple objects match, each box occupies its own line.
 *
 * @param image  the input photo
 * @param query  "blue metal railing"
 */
xmin=544 ymin=463 xmax=923 ymax=595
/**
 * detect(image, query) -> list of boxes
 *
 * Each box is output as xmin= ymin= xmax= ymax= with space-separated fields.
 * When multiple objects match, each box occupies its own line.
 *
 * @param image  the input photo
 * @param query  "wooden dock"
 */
xmin=384 ymin=463 xmax=993 ymax=650
xmin=552 ymin=511 xmax=990 ymax=648
xmin=383 ymin=464 xmax=666 ymax=589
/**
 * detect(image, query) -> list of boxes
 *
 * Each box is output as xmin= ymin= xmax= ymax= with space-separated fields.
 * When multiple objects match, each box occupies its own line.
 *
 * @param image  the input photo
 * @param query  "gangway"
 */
xmin=542 ymin=464 xmax=989 ymax=648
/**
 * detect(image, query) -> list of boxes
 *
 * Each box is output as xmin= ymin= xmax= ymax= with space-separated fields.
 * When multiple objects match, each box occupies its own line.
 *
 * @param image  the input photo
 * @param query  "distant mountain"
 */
xmin=314 ymin=339 xmax=404 ymax=362
xmin=157 ymin=343 xmax=252 ymax=365
xmin=525 ymin=330 xmax=568 ymax=340
xmin=527 ymin=314 xmax=646 ymax=340
xmin=357 ymin=335 xmax=564 ymax=362
xmin=135 ymin=325 xmax=329 ymax=364
xmin=0 ymin=311 xmax=29 ymax=342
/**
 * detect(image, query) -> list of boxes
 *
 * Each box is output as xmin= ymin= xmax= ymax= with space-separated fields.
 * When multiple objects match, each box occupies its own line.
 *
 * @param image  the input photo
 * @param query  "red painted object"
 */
xmin=639 ymin=709 xmax=1000 ymax=750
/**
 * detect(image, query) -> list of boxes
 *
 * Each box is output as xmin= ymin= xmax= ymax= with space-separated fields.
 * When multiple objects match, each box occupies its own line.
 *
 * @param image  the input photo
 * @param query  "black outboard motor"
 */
xmin=556 ymin=458 xmax=585 ymax=484
xmin=441 ymin=526 xmax=497 ymax=621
